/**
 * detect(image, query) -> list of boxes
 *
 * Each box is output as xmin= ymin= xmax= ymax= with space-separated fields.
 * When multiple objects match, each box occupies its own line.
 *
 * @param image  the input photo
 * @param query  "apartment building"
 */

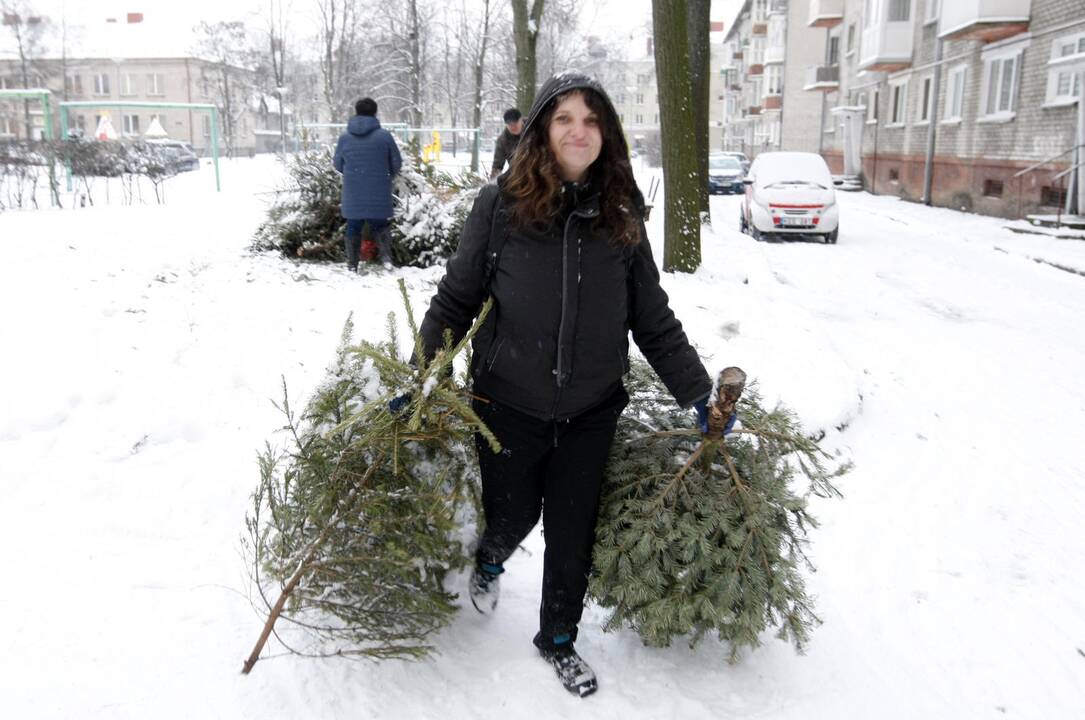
xmin=720 ymin=0 xmax=792 ymax=157
xmin=786 ymin=0 xmax=1084 ymax=219
xmin=0 ymin=14 xmax=286 ymax=156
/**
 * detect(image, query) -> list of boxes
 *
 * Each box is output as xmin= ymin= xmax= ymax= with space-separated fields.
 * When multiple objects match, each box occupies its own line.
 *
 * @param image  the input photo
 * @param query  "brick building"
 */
xmin=788 ymin=0 xmax=1083 ymax=219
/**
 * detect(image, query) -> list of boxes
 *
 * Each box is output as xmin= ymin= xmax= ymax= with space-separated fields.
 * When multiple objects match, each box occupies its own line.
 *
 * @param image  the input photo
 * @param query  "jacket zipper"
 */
xmin=550 ymin=208 xmax=590 ymax=420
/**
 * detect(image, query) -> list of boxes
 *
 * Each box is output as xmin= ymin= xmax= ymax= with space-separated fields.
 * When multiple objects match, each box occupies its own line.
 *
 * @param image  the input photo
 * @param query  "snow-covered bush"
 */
xmin=251 ymin=148 xmax=485 ymax=268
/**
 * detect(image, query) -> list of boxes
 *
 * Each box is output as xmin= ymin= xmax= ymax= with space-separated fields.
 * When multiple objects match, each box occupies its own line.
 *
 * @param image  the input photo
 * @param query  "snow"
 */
xmin=2 ymin=154 xmax=1085 ymax=718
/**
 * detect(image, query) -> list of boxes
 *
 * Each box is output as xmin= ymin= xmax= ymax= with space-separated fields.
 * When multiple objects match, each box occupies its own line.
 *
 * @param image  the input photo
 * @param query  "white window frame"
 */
xmin=120 ymin=73 xmax=136 ymax=96
xmin=924 ymin=0 xmax=940 ymax=26
xmin=122 ymin=113 xmax=140 ymax=135
xmin=888 ymin=78 xmax=908 ymax=126
xmin=765 ymin=64 xmax=783 ymax=95
xmin=867 ymin=87 xmax=880 ymax=124
xmin=979 ymin=38 xmax=1027 ymax=122
xmin=147 ymin=72 xmax=164 ymax=96
xmin=916 ymin=75 xmax=934 ymax=124
xmin=1045 ymin=32 xmax=1085 ymax=108
xmin=942 ymin=64 xmax=967 ymax=123
xmin=94 ymin=72 xmax=110 ymax=95
xmin=846 ymin=22 xmax=857 ymax=57
xmin=887 ymin=0 xmax=911 ymax=23
xmin=0 ymin=116 xmax=14 ymax=137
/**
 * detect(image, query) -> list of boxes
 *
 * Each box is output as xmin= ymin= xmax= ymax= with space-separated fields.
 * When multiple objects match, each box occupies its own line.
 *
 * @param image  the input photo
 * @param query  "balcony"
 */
xmin=747 ymin=106 xmax=762 ymax=116
xmin=765 ymin=42 xmax=786 ymax=65
xmin=808 ymin=0 xmax=844 ymax=28
xmin=858 ymin=10 xmax=915 ymax=72
xmin=763 ymin=95 xmax=782 ymax=111
xmin=752 ymin=22 xmax=767 ymax=36
xmin=748 ymin=64 xmax=764 ymax=76
xmin=939 ymin=0 xmax=1031 ymax=43
xmin=803 ymin=65 xmax=840 ymax=91
xmin=733 ymin=50 xmax=744 ymax=59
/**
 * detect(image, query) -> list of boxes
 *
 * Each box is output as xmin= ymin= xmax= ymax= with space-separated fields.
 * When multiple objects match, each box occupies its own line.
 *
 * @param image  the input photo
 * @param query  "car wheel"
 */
xmin=751 ymin=225 xmax=764 ymax=242
xmin=739 ymin=212 xmax=748 ymax=234
xmin=826 ymin=228 xmax=838 ymax=244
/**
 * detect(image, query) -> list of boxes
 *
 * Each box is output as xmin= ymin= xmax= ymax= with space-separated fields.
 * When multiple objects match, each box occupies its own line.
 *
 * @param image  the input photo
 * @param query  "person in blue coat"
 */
xmin=333 ymin=97 xmax=403 ymax=270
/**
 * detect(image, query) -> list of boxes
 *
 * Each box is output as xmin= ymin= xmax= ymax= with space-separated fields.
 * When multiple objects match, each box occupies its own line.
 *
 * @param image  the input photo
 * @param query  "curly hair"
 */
xmin=503 ymin=89 xmax=641 ymax=246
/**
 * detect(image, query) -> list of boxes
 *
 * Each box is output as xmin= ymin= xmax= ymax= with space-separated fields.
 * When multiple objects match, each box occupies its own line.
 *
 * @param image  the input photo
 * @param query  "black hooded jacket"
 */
xmin=419 ymin=74 xmax=711 ymax=420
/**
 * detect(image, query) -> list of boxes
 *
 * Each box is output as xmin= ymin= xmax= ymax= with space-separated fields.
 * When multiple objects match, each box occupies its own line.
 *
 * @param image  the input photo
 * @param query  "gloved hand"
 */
xmin=694 ymin=398 xmax=736 ymax=435
xmin=389 ymin=392 xmax=412 ymax=417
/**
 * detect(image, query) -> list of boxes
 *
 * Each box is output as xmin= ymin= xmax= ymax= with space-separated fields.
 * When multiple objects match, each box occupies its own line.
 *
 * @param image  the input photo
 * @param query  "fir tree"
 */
xmin=590 ymin=359 xmax=849 ymax=662
xmin=241 ymin=281 xmax=493 ymax=673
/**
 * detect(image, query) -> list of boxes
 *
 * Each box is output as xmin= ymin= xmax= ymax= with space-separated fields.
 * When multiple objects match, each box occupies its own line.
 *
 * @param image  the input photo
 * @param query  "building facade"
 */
xmin=721 ymin=0 xmax=791 ymax=157
xmin=789 ymin=0 xmax=1083 ymax=218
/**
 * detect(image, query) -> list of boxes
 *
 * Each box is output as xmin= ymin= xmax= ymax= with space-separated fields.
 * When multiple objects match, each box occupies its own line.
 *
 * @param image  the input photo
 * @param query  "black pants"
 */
xmin=344 ymin=218 xmax=392 ymax=268
xmin=472 ymin=385 xmax=628 ymax=646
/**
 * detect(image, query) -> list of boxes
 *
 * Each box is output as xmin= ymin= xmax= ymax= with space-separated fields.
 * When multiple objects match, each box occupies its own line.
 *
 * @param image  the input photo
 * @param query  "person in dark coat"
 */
xmin=417 ymin=74 xmax=713 ymax=698
xmin=333 ymin=97 xmax=403 ymax=270
xmin=489 ymin=107 xmax=523 ymax=178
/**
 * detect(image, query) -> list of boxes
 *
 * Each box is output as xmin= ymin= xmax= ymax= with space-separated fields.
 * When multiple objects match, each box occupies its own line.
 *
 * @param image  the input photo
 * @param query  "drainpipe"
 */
xmin=1074 ymin=68 xmax=1085 ymax=215
xmin=922 ymin=39 xmax=944 ymax=205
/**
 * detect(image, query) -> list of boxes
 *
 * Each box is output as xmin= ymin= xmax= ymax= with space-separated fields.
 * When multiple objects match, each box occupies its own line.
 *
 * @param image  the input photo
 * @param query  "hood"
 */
xmin=520 ymin=72 xmax=629 ymax=159
xmin=517 ymin=72 xmax=644 ymax=217
xmin=348 ymin=115 xmax=381 ymax=137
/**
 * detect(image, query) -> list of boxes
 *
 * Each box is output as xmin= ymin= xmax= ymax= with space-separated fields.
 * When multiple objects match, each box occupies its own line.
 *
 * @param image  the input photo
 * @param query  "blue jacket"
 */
xmin=333 ymin=115 xmax=403 ymax=220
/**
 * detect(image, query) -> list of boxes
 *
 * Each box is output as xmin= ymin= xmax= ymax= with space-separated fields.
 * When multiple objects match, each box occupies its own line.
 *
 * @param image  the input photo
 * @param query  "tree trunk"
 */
xmin=471 ymin=0 xmax=492 ymax=174
xmin=653 ymin=0 xmax=701 ymax=273
xmin=511 ymin=0 xmax=545 ymax=112
xmin=687 ymin=0 xmax=711 ymax=222
xmin=407 ymin=0 xmax=423 ymax=127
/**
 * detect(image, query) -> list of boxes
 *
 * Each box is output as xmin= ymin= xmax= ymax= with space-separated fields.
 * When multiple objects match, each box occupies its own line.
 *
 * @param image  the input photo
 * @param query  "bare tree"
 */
xmin=315 ymin=0 xmax=361 ymax=121
xmin=510 ymin=0 xmax=544 ymax=111
xmin=265 ymin=0 xmax=291 ymax=151
xmin=2 ymin=0 xmax=49 ymax=139
xmin=193 ymin=20 xmax=255 ymax=157
xmin=652 ymin=0 xmax=700 ymax=272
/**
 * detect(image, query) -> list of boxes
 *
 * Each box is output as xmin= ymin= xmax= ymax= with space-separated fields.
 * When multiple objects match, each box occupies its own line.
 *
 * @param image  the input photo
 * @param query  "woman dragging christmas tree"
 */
xmin=416 ymin=73 xmax=724 ymax=698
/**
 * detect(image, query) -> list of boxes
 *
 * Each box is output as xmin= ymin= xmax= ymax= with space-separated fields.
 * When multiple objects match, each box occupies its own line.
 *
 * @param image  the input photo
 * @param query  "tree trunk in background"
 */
xmin=511 ymin=0 xmax=545 ymax=112
xmin=471 ymin=0 xmax=493 ymax=173
xmin=407 ymin=0 xmax=424 ymax=127
xmin=653 ymin=0 xmax=701 ymax=273
xmin=687 ymin=0 xmax=711 ymax=222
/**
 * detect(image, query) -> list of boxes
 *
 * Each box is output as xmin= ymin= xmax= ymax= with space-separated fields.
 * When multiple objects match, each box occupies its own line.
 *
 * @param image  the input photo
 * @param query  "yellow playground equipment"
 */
xmin=422 ymin=130 xmax=442 ymax=162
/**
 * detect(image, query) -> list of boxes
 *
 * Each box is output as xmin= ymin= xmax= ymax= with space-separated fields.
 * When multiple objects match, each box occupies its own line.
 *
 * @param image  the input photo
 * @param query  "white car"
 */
xmin=740 ymin=152 xmax=840 ymax=244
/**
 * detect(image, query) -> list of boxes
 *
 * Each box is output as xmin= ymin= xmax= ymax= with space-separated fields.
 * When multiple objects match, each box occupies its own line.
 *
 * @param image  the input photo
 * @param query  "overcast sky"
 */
xmin=39 ymin=0 xmax=745 ymax=44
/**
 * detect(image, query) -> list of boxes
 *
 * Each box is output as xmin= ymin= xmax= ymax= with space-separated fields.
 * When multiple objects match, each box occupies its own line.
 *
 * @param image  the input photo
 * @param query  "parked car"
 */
xmin=147 ymin=139 xmax=200 ymax=173
xmin=720 ymin=151 xmax=750 ymax=175
xmin=708 ymin=154 xmax=745 ymax=194
xmin=739 ymin=151 xmax=840 ymax=244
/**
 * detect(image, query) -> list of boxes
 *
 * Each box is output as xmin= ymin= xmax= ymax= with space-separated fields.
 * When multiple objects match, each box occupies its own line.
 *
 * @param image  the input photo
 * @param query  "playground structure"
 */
xmin=0 ymin=88 xmax=60 ymax=206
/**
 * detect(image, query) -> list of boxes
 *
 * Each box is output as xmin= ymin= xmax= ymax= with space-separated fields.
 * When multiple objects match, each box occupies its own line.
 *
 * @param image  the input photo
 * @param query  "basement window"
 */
xmin=983 ymin=179 xmax=1004 ymax=198
xmin=1040 ymin=186 xmax=1068 ymax=207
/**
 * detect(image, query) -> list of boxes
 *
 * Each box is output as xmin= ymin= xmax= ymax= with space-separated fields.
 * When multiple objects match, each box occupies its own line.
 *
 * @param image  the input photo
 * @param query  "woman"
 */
xmin=418 ymin=74 xmax=712 ymax=698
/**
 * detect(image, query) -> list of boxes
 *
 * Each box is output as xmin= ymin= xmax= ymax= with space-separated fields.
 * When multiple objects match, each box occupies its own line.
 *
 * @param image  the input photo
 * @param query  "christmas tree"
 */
xmin=241 ymin=281 xmax=493 ymax=673
xmin=590 ymin=359 xmax=848 ymax=662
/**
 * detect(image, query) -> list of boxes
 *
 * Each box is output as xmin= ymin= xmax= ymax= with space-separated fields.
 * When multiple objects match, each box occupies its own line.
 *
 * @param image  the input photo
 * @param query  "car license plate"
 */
xmin=781 ymin=216 xmax=811 ymax=226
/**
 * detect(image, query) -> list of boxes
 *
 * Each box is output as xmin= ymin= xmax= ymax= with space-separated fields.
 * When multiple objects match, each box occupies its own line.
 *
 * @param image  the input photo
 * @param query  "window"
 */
xmin=147 ymin=73 xmax=163 ymax=96
xmin=636 ymin=93 xmax=644 ymax=104
xmin=619 ymin=113 xmax=625 ymax=123
xmin=94 ymin=73 xmax=110 ymax=95
xmin=864 ymin=0 xmax=875 ymax=28
xmin=985 ymin=40 xmax=1024 ymax=120
xmin=1046 ymin=33 xmax=1085 ymax=106
xmin=751 ymin=36 xmax=765 ymax=64
xmin=924 ymin=0 xmax=940 ymax=24
xmin=765 ymin=65 xmax=783 ymax=95
xmin=828 ymin=35 xmax=841 ymax=66
xmin=654 ymin=114 xmax=659 ymax=124
xmin=889 ymin=79 xmax=908 ymax=125
xmin=64 ymin=74 xmax=82 ymax=95
xmin=983 ymin=179 xmax=1004 ymax=198
xmin=0 ymin=116 xmax=13 ymax=136
xmin=0 ymin=76 xmax=11 ymax=89
xmin=889 ymin=168 xmax=900 ymax=182
xmin=867 ymin=88 xmax=880 ymax=123
xmin=1041 ymin=186 xmax=1068 ymax=207
xmin=76 ymin=115 xmax=86 ymax=132
xmin=888 ymin=0 xmax=911 ymax=23
xmin=635 ymin=114 xmax=643 ymax=124
xmin=943 ymin=65 xmax=966 ymax=121
xmin=917 ymin=75 xmax=933 ymax=123
xmin=123 ymin=113 xmax=139 ymax=134
xmin=847 ymin=23 xmax=856 ymax=54
xmin=120 ymin=73 xmax=136 ymax=96
xmin=616 ymin=93 xmax=625 ymax=104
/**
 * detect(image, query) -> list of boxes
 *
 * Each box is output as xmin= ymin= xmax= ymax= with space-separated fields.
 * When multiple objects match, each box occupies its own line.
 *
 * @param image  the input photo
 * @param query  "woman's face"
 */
xmin=547 ymin=91 xmax=603 ymax=183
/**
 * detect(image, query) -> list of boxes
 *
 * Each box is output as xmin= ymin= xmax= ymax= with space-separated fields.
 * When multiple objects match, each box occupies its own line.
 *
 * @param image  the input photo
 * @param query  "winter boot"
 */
xmin=374 ymin=225 xmax=395 ymax=269
xmin=535 ymin=633 xmax=597 ymax=698
xmin=468 ymin=561 xmax=503 ymax=614
xmin=344 ymin=233 xmax=361 ymax=272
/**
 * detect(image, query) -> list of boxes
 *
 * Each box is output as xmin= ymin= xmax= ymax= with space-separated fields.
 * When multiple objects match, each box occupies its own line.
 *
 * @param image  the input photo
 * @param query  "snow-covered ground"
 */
xmin=1 ymin=155 xmax=1083 ymax=719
